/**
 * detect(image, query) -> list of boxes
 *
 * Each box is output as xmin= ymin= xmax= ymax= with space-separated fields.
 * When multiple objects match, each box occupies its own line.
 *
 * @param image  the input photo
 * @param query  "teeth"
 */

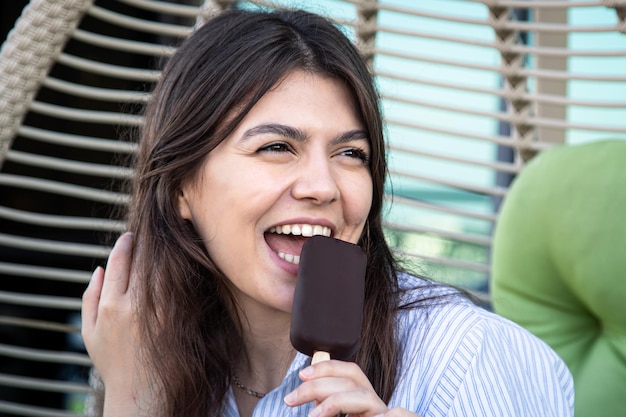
xmin=278 ymin=251 xmax=300 ymax=265
xmin=269 ymin=224 xmax=332 ymax=264
xmin=269 ymin=224 xmax=331 ymax=237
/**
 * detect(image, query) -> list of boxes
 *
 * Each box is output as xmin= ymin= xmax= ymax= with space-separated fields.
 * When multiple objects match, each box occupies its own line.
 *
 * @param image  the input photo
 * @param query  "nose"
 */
xmin=291 ymin=155 xmax=340 ymax=205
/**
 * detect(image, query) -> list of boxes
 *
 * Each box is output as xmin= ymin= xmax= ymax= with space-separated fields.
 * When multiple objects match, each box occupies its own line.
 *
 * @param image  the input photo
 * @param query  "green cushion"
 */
xmin=492 ymin=139 xmax=626 ymax=417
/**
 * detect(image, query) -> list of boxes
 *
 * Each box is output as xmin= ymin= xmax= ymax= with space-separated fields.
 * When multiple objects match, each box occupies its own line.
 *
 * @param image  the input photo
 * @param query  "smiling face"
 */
xmin=177 ymin=70 xmax=373 ymax=316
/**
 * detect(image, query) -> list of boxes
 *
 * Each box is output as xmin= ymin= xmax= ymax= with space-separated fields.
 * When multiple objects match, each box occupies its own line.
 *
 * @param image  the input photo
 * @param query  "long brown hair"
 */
xmin=125 ymin=8 xmax=400 ymax=417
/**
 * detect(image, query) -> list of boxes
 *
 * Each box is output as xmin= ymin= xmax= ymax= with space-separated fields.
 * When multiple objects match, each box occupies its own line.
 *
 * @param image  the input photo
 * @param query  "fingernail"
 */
xmin=115 ymin=232 xmax=134 ymax=249
xmin=284 ymin=391 xmax=297 ymax=405
xmin=89 ymin=266 xmax=102 ymax=282
xmin=300 ymin=366 xmax=314 ymax=378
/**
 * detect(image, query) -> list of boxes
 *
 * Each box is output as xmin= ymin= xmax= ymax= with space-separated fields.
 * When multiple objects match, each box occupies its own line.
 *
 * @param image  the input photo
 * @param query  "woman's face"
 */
xmin=178 ymin=70 xmax=373 ymax=316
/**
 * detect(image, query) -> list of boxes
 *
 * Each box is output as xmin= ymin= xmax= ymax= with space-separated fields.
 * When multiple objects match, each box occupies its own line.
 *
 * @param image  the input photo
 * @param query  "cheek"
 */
xmin=345 ymin=176 xmax=374 ymax=225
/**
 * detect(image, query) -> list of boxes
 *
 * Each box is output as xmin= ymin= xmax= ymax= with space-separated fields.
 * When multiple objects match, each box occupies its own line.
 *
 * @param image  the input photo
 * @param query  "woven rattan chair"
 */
xmin=0 ymin=1 xmax=201 ymax=415
xmin=1 ymin=1 xmax=625 ymax=416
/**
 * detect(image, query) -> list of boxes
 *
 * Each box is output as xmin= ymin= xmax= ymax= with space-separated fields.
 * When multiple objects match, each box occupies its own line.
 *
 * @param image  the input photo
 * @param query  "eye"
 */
xmin=257 ymin=142 xmax=292 ymax=153
xmin=340 ymin=147 xmax=370 ymax=164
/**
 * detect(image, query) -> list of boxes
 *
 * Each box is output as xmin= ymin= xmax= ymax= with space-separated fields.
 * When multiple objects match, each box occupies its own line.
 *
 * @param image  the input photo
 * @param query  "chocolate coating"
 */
xmin=290 ymin=235 xmax=367 ymax=360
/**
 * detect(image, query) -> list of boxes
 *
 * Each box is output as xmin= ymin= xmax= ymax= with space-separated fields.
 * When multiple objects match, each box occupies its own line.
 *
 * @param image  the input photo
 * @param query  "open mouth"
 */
xmin=265 ymin=224 xmax=332 ymax=265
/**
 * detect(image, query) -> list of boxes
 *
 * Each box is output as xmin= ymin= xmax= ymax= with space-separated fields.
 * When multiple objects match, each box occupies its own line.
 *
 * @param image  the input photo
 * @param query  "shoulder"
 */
xmin=392 ymin=274 xmax=574 ymax=416
xmin=394 ymin=273 xmax=563 ymax=361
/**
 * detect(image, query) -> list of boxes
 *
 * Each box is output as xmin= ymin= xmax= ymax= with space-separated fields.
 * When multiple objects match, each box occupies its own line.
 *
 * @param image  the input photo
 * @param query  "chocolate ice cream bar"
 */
xmin=290 ymin=235 xmax=367 ymax=364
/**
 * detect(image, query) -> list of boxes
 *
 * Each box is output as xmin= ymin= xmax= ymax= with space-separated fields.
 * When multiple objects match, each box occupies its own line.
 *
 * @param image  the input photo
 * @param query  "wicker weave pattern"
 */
xmin=0 ymin=0 xmax=94 ymax=167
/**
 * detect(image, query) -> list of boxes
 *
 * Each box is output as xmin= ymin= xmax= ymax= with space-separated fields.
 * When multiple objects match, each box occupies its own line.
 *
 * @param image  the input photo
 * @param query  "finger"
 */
xmin=309 ymin=389 xmax=387 ymax=417
xmin=81 ymin=266 xmax=104 ymax=332
xmin=101 ymin=232 xmax=134 ymax=297
xmin=284 ymin=377 xmax=378 ymax=413
xmin=285 ymin=376 xmax=360 ymax=407
xmin=300 ymin=360 xmax=374 ymax=389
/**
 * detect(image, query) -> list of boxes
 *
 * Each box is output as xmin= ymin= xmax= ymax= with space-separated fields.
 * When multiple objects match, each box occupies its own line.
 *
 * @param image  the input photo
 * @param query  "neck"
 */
xmin=232 ymin=300 xmax=297 ymax=394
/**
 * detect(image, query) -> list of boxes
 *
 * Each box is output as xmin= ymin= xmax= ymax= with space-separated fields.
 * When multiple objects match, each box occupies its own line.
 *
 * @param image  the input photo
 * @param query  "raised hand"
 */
xmin=81 ymin=232 xmax=157 ymax=417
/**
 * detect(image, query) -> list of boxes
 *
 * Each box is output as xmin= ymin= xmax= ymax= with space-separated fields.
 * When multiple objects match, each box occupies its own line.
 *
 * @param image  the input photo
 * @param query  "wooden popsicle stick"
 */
xmin=312 ymin=350 xmax=330 ymax=364
xmin=311 ymin=351 xmax=333 ymax=410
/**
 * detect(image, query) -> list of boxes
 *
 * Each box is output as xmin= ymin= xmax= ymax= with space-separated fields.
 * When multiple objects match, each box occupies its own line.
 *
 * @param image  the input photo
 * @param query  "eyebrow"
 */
xmin=242 ymin=123 xmax=306 ymax=142
xmin=241 ymin=123 xmax=370 ymax=146
xmin=333 ymin=129 xmax=370 ymax=146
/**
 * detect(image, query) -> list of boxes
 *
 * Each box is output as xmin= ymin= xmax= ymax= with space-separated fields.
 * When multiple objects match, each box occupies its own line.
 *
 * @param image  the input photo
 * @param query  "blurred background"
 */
xmin=0 ymin=0 xmax=624 ymax=415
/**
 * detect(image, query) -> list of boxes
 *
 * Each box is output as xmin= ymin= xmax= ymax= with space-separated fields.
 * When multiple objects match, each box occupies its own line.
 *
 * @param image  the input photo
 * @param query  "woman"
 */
xmin=81 ymin=8 xmax=574 ymax=417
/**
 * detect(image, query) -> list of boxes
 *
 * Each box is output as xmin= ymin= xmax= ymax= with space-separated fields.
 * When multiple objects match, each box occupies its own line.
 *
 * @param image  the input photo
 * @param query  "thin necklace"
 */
xmin=231 ymin=373 xmax=267 ymax=399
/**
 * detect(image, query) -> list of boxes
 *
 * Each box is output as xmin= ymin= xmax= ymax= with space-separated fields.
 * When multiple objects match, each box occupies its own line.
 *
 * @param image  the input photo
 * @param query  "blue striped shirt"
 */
xmin=222 ymin=276 xmax=574 ymax=417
